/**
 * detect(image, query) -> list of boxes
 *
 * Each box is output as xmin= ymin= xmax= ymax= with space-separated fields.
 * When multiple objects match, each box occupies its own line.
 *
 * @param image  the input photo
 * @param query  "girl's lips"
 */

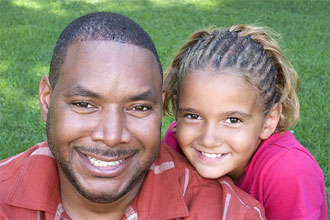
xmin=77 ymin=150 xmax=135 ymax=177
xmin=201 ymin=151 xmax=222 ymax=158
xmin=196 ymin=149 xmax=227 ymax=163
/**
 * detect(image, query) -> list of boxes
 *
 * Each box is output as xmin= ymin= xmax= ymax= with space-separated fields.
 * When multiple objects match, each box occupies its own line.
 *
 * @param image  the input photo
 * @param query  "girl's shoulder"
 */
xmin=261 ymin=130 xmax=303 ymax=150
xmin=242 ymin=131 xmax=324 ymax=185
xmin=162 ymin=121 xmax=182 ymax=153
xmin=239 ymin=131 xmax=327 ymax=219
xmin=256 ymin=131 xmax=318 ymax=165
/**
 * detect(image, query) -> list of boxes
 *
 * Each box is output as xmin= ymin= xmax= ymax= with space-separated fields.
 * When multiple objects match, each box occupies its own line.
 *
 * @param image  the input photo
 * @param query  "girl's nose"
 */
xmin=198 ymin=122 xmax=222 ymax=148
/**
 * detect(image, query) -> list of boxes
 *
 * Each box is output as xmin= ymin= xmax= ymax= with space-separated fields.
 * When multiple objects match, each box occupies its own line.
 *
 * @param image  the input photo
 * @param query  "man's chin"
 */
xmin=60 ymin=168 xmax=122 ymax=203
xmin=76 ymin=189 xmax=123 ymax=204
xmin=60 ymin=164 xmax=147 ymax=205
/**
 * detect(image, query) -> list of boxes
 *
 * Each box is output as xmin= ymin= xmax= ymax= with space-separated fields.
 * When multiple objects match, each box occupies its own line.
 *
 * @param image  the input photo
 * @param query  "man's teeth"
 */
xmin=201 ymin=152 xmax=222 ymax=158
xmin=88 ymin=156 xmax=123 ymax=167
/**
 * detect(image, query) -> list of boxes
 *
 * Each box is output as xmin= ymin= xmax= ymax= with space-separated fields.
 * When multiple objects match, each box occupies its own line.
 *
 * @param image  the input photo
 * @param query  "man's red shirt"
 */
xmin=0 ymin=141 xmax=265 ymax=219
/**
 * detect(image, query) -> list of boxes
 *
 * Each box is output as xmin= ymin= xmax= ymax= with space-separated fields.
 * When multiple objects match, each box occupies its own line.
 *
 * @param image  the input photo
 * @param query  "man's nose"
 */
xmin=198 ymin=122 xmax=222 ymax=148
xmin=91 ymin=106 xmax=131 ymax=147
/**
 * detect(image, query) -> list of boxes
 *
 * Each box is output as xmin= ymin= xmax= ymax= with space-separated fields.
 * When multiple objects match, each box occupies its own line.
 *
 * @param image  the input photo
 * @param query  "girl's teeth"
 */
xmin=201 ymin=152 xmax=222 ymax=158
xmin=87 ymin=156 xmax=123 ymax=167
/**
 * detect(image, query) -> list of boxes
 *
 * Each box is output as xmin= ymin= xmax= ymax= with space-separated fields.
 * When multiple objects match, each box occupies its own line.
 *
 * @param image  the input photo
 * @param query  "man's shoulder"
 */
xmin=139 ymin=144 xmax=222 ymax=218
xmin=156 ymin=144 xmax=218 ymax=185
xmin=153 ymin=144 xmax=266 ymax=219
xmin=0 ymin=141 xmax=53 ymax=180
xmin=218 ymin=176 xmax=265 ymax=217
xmin=0 ymin=144 xmax=39 ymax=183
xmin=0 ymin=141 xmax=60 ymax=219
xmin=158 ymin=143 xmax=200 ymax=171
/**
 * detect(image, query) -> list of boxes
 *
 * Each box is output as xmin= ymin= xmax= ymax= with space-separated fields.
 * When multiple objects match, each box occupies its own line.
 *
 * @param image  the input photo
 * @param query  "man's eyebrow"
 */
xmin=128 ymin=90 xmax=155 ymax=102
xmin=64 ymin=86 xmax=100 ymax=98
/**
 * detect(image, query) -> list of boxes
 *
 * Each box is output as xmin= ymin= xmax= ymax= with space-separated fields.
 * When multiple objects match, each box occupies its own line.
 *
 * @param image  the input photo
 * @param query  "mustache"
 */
xmin=74 ymin=145 xmax=139 ymax=157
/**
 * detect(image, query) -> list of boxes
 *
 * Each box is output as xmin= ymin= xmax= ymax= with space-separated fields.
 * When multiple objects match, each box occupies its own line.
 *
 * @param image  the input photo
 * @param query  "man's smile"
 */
xmin=76 ymin=148 xmax=137 ymax=177
xmin=87 ymin=156 xmax=123 ymax=167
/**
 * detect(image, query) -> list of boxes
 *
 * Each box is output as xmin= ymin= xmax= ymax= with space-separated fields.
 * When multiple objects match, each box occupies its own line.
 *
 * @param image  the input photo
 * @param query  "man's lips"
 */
xmin=87 ymin=155 xmax=123 ymax=167
xmin=79 ymin=149 xmax=133 ymax=165
xmin=76 ymin=149 xmax=137 ymax=177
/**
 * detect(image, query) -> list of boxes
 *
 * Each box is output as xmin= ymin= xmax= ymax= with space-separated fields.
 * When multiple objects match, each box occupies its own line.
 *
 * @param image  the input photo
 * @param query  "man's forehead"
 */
xmin=54 ymin=40 xmax=162 ymax=96
xmin=62 ymin=40 xmax=155 ymax=70
xmin=65 ymin=41 xmax=158 ymax=73
xmin=65 ymin=40 xmax=156 ymax=62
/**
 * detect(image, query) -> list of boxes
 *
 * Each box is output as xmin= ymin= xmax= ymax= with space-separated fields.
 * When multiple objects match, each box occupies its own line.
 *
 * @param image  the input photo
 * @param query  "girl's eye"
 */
xmin=132 ymin=105 xmax=150 ymax=112
xmin=225 ymin=117 xmax=242 ymax=124
xmin=186 ymin=113 xmax=201 ymax=120
xmin=72 ymin=101 xmax=93 ymax=108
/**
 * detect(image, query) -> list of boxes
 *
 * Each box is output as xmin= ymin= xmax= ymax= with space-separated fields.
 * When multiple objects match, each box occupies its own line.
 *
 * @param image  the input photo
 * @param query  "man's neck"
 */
xmin=58 ymin=169 xmax=144 ymax=220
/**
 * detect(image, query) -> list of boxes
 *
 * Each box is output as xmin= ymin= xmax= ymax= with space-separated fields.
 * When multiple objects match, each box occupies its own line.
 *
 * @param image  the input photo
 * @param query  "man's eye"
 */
xmin=186 ymin=114 xmax=201 ymax=120
xmin=72 ymin=101 xmax=93 ymax=108
xmin=132 ymin=105 xmax=150 ymax=111
xmin=225 ymin=117 xmax=242 ymax=124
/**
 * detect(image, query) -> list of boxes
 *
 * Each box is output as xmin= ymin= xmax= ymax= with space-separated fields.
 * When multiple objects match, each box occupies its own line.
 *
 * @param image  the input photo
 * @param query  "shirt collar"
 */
xmin=129 ymin=145 xmax=190 ymax=219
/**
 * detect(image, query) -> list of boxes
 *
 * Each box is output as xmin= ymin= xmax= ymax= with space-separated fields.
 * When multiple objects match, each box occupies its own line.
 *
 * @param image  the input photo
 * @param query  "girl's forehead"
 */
xmin=180 ymin=69 xmax=265 ymax=112
xmin=184 ymin=67 xmax=246 ymax=83
xmin=186 ymin=65 xmax=245 ymax=76
xmin=182 ymin=66 xmax=260 ymax=96
xmin=179 ymin=72 xmax=263 ymax=114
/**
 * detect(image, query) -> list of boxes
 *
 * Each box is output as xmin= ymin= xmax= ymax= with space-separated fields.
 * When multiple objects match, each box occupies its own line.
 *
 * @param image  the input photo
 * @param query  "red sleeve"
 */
xmin=162 ymin=121 xmax=182 ymax=153
xmin=262 ymin=148 xmax=327 ymax=219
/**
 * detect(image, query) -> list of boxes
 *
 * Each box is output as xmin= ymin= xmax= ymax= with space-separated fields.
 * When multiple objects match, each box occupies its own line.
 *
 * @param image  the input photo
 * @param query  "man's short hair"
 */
xmin=49 ymin=12 xmax=162 ymax=89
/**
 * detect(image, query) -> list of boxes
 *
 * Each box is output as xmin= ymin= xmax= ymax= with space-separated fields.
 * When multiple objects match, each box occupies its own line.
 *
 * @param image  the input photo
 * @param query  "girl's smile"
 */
xmin=197 ymin=150 xmax=228 ymax=163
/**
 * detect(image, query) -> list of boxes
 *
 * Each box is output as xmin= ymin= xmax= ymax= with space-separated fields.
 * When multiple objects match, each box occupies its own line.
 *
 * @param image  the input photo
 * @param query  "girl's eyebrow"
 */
xmin=178 ymin=107 xmax=252 ymax=119
xmin=222 ymin=111 xmax=252 ymax=118
xmin=178 ymin=107 xmax=198 ymax=113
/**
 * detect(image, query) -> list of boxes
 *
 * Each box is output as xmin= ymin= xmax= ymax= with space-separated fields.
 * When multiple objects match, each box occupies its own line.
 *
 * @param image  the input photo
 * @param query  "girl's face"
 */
xmin=177 ymin=68 xmax=271 ymax=182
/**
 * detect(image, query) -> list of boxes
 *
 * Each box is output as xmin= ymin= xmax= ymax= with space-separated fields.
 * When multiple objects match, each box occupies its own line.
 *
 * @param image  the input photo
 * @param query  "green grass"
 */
xmin=1 ymin=0 xmax=329 ymax=209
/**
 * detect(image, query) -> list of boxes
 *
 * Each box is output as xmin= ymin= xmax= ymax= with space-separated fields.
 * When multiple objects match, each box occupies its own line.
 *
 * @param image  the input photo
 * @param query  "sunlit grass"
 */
xmin=150 ymin=0 xmax=221 ymax=8
xmin=12 ymin=0 xmax=42 ymax=9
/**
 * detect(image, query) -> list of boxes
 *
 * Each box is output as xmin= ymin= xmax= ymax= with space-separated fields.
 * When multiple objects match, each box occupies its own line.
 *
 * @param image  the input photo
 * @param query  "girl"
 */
xmin=163 ymin=24 xmax=327 ymax=219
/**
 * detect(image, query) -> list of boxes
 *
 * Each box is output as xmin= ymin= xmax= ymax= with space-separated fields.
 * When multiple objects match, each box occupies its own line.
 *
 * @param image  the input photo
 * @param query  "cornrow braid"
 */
xmin=164 ymin=24 xmax=300 ymax=132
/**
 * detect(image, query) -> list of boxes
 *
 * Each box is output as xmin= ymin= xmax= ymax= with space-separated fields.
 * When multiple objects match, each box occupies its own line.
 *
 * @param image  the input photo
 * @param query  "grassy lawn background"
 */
xmin=1 ymin=0 xmax=329 ymax=208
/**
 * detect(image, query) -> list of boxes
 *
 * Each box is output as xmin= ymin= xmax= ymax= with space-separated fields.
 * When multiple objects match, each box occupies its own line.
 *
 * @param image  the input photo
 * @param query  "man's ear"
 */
xmin=260 ymin=103 xmax=282 ymax=140
xmin=39 ymin=76 xmax=52 ymax=122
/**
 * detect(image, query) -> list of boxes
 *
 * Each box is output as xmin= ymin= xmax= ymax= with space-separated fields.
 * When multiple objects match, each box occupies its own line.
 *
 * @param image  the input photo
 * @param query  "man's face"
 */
xmin=41 ymin=41 xmax=163 ymax=203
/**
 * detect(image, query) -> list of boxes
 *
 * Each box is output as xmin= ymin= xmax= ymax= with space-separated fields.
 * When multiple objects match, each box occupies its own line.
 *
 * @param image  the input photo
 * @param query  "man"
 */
xmin=0 ymin=12 xmax=265 ymax=219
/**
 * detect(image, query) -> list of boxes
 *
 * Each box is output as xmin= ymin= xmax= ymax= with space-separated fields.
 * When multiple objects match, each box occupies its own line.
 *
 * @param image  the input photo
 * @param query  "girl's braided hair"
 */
xmin=164 ymin=24 xmax=300 ymax=132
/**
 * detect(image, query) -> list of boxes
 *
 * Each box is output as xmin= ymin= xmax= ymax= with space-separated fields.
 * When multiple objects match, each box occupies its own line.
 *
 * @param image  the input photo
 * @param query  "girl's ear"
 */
xmin=162 ymin=86 xmax=166 ymax=103
xmin=260 ymin=103 xmax=282 ymax=140
xmin=172 ymin=94 xmax=178 ymax=119
xmin=39 ymin=76 xmax=52 ymax=122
